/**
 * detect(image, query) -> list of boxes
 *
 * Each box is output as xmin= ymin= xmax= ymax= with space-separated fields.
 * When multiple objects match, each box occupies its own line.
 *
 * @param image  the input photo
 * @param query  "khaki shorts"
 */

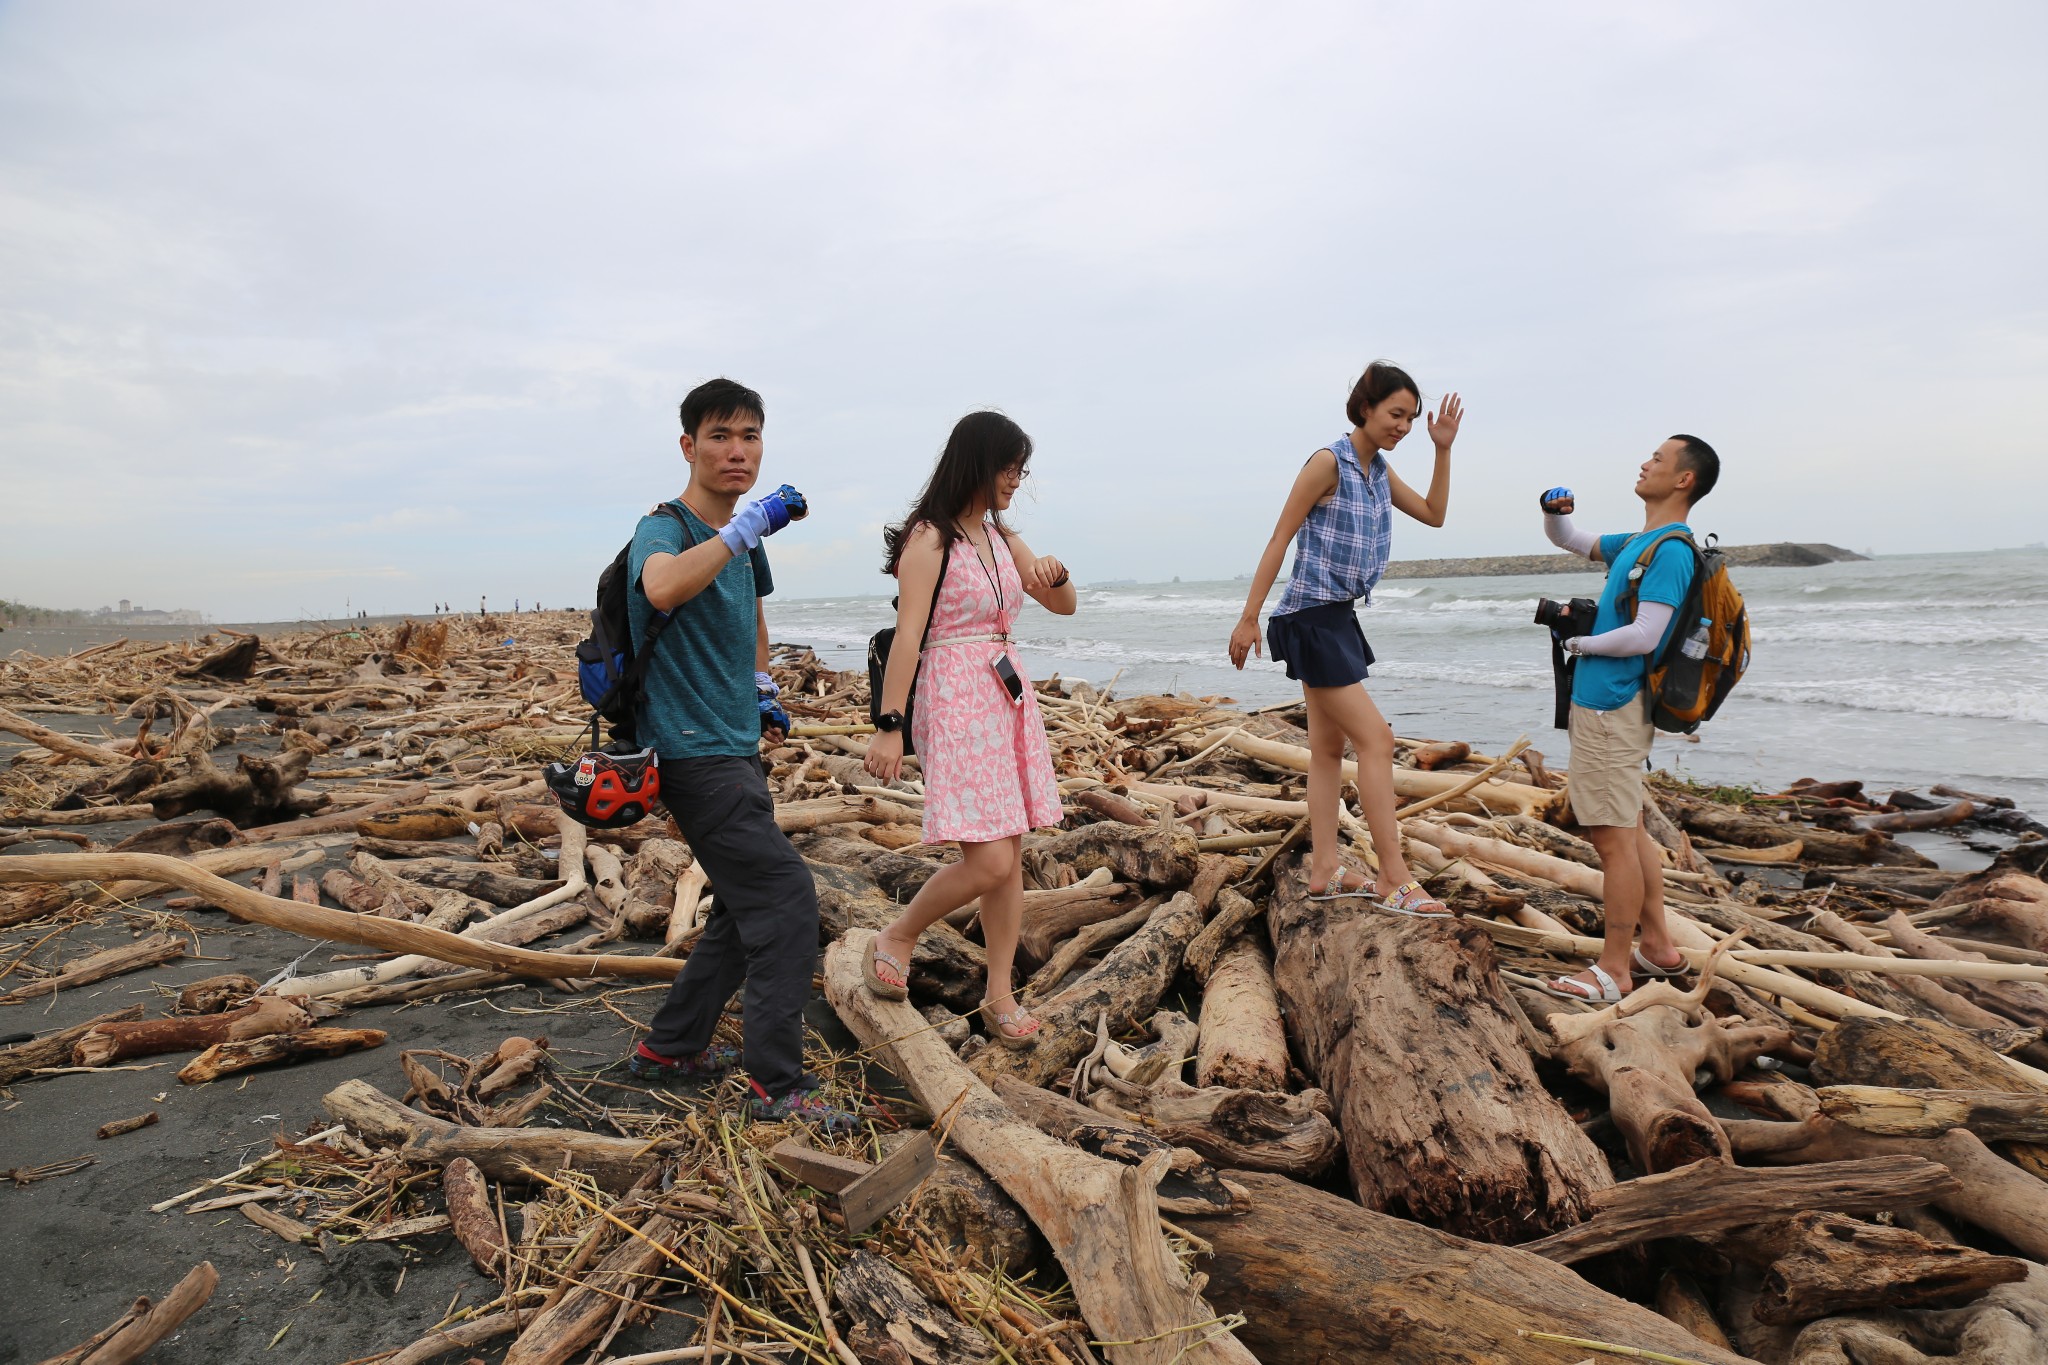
xmin=1567 ymin=694 xmax=1654 ymax=828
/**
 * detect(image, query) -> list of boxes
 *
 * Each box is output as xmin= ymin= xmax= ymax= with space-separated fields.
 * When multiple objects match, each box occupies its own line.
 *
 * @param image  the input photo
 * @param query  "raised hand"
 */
xmin=718 ymin=484 xmax=808 ymax=556
xmin=1427 ymin=393 xmax=1463 ymax=450
xmin=1228 ymin=616 xmax=1262 ymax=670
xmin=1540 ymin=487 xmax=1576 ymax=515
xmin=1022 ymin=553 xmax=1068 ymax=595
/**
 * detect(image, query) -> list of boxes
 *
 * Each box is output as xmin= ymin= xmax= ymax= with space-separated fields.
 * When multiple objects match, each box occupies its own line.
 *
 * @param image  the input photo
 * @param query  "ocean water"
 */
xmin=771 ymin=548 xmax=2048 ymax=817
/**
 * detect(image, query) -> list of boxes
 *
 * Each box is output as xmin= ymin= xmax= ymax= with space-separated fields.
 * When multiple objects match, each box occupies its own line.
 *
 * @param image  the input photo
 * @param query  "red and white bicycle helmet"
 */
xmin=544 ymin=745 xmax=660 ymax=829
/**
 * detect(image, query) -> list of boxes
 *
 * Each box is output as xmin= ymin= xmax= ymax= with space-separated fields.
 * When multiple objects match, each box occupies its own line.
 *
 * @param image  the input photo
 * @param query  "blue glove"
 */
xmin=718 ymin=484 xmax=808 ymax=556
xmin=759 ymin=694 xmax=791 ymax=735
xmin=1540 ymin=486 xmax=1573 ymax=512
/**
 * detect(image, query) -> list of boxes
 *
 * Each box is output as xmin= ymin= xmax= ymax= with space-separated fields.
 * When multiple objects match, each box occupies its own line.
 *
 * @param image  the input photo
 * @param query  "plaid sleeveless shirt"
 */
xmin=1274 ymin=434 xmax=1393 ymax=615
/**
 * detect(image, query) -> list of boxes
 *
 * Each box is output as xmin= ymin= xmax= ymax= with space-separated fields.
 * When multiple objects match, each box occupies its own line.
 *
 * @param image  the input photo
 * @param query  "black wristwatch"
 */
xmin=875 ymin=710 xmax=904 ymax=733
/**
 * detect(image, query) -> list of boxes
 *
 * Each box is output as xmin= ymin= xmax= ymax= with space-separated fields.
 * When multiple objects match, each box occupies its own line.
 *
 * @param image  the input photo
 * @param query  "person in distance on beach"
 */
xmin=1536 ymin=436 xmax=1718 ymax=1001
xmin=1228 ymin=360 xmax=1463 ymax=914
xmin=862 ymin=412 xmax=1075 ymax=1050
xmin=619 ymin=377 xmax=855 ymax=1131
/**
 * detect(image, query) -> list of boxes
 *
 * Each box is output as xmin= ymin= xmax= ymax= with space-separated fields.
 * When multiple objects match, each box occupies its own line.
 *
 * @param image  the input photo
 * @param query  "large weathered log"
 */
xmin=1807 ymin=910 xmax=2011 ymax=1031
xmin=0 ymin=1007 xmax=144 ymax=1085
xmin=1673 ymin=796 xmax=1935 ymax=867
xmin=1186 ymin=1169 xmax=1756 ymax=1365
xmin=0 ymin=933 xmax=188 ymax=1005
xmin=1268 ymin=854 xmax=1610 ymax=1240
xmin=1036 ymin=822 xmax=1199 ymax=888
xmin=1094 ymin=1080 xmax=1340 ymax=1178
xmin=178 ymin=1026 xmax=385 ymax=1082
xmin=1722 ymin=1081 xmax=2048 ymax=1260
xmin=73 ymin=996 xmax=310 ymax=1066
xmin=1521 ymin=1154 xmax=1960 ymax=1264
xmin=914 ymin=1153 xmax=1041 ymax=1274
xmin=834 ymin=1249 xmax=995 ymax=1365
xmin=0 ymin=705 xmax=130 ymax=767
xmin=139 ymin=747 xmax=325 ymax=826
xmin=1779 ymin=1263 xmax=2048 ymax=1365
xmin=1194 ymin=936 xmax=1288 ymax=1092
xmin=0 ymin=853 xmax=685 ymax=985
xmin=812 ymin=863 xmax=986 ymax=1013
xmin=386 ymin=858 xmax=564 ymax=907
xmin=1716 ymin=1210 xmax=2028 ymax=1325
xmin=323 ymin=1078 xmax=662 ymax=1190
xmin=972 ymin=893 xmax=1203 ymax=1089
xmin=442 ymin=1157 xmax=507 ymax=1279
xmin=1185 ymin=886 xmax=1262 ymax=983
xmin=1534 ymin=978 xmax=1791 ymax=1174
xmin=355 ymin=804 xmax=477 ymax=841
xmin=825 ymin=930 xmax=1258 ymax=1365
xmin=1015 ymin=878 xmax=1139 ymax=960
xmin=1818 ymin=1084 xmax=2048 ymax=1141
xmin=1885 ymin=911 xmax=2048 ymax=1027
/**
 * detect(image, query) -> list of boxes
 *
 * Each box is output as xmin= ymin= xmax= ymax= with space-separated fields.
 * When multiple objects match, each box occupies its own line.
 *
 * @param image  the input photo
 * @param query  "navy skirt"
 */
xmin=1267 ymin=600 xmax=1375 ymax=688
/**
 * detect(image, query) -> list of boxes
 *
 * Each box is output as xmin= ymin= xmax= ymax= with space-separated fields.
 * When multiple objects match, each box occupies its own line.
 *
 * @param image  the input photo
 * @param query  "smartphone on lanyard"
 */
xmin=990 ymin=652 xmax=1026 ymax=707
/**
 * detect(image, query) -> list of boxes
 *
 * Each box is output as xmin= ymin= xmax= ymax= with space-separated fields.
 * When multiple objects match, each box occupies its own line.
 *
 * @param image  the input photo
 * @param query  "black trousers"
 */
xmin=644 ymin=754 xmax=818 ymax=1098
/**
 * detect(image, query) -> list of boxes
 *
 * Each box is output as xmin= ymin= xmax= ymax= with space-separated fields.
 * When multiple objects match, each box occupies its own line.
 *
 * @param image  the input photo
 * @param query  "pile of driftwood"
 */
xmin=5 ymin=617 xmax=2048 ymax=1364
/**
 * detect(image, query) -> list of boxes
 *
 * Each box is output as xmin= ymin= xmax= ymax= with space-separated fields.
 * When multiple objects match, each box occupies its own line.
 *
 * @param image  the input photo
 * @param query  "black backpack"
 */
xmin=866 ymin=541 xmax=951 ymax=756
xmin=575 ymin=503 xmax=695 ymax=748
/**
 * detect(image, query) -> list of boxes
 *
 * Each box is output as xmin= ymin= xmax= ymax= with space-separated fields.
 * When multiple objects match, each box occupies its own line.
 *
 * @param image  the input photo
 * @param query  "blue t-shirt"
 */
xmin=1571 ymin=523 xmax=1695 ymax=712
xmin=627 ymin=501 xmax=773 ymax=760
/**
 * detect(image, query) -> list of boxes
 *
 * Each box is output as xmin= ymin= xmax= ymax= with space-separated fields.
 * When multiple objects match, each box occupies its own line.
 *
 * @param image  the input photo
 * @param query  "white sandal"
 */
xmin=1544 ymin=963 xmax=1626 ymax=1003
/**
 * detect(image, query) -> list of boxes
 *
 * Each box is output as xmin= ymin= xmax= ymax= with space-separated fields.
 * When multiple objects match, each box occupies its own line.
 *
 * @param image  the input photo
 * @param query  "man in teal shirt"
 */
xmin=620 ymin=378 xmax=851 ymax=1131
xmin=1536 ymin=434 xmax=1720 ymax=1003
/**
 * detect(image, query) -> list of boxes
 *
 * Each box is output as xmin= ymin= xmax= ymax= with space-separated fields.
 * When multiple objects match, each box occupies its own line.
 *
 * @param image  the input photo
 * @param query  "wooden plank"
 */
xmin=838 ymin=1131 xmax=936 ymax=1234
xmin=768 ymin=1139 xmax=872 ymax=1195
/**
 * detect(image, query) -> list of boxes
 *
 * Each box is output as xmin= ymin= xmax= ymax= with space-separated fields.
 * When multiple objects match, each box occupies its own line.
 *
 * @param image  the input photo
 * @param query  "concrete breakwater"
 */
xmin=1383 ymin=541 xmax=1866 ymax=581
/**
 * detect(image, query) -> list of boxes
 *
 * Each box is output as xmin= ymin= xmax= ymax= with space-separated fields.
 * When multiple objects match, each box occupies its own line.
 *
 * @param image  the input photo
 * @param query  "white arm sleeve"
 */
xmin=1544 ymin=512 xmax=1600 ymax=559
xmin=1569 ymin=601 xmax=1676 ymax=658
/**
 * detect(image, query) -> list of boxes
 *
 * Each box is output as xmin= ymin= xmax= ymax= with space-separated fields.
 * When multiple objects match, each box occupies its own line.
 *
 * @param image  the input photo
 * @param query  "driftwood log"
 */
xmin=178 ymin=1026 xmax=386 ymax=1083
xmin=987 ymin=1074 xmax=1243 ymax=1215
xmin=0 ymin=1006 xmax=144 ymax=1085
xmin=1092 ymin=1079 xmax=1340 ymax=1178
xmin=499 ymin=1209 xmax=687 ymax=1365
xmin=73 ymin=996 xmax=311 ymax=1066
xmin=1818 ymin=1084 xmax=2048 ymax=1141
xmin=825 ymin=929 xmax=1259 ymax=1365
xmin=1716 ymin=1210 xmax=2029 ymax=1324
xmin=441 ymin=1157 xmax=506 ymax=1279
xmin=1186 ymin=1169 xmax=1755 ymax=1365
xmin=1193 ymin=936 xmax=1288 ymax=1092
xmin=0 ymin=934 xmax=188 ymax=1005
xmin=35 ymin=1261 xmax=219 ymax=1365
xmin=1268 ymin=854 xmax=1610 ymax=1240
xmin=1036 ymin=822 xmax=1199 ymax=888
xmin=323 ymin=1078 xmax=662 ymax=1190
xmin=833 ymin=1248 xmax=996 ymax=1365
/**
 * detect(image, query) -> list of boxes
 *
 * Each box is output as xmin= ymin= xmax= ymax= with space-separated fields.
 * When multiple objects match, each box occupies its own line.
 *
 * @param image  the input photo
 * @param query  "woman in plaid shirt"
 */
xmin=1228 ymin=361 xmax=1463 ymax=914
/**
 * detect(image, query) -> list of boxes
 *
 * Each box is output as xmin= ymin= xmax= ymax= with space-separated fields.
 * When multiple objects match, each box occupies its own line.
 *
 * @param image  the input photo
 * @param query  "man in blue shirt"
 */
xmin=621 ymin=378 xmax=851 ymax=1131
xmin=1536 ymin=434 xmax=1720 ymax=1002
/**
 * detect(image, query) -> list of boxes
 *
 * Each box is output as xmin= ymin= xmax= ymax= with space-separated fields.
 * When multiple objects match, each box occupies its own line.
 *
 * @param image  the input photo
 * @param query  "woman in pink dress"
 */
xmin=862 ymin=412 xmax=1073 ymax=1048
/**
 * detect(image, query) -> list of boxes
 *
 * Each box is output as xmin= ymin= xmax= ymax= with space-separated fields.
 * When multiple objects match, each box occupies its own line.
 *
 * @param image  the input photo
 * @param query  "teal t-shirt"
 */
xmin=1571 ymin=523 xmax=1695 ymax=712
xmin=627 ymin=501 xmax=773 ymax=760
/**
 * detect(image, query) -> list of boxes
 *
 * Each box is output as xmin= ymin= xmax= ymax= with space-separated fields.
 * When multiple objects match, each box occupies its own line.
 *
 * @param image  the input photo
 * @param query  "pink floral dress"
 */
xmin=908 ymin=524 xmax=1064 ymax=844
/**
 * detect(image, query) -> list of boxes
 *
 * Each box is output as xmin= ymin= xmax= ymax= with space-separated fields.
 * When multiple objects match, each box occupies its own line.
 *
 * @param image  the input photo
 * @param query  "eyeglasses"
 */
xmin=999 ymin=464 xmax=1030 ymax=483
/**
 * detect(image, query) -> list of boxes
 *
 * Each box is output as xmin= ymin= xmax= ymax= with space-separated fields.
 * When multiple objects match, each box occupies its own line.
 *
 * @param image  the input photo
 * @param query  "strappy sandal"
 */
xmin=1377 ymin=879 xmax=1455 ymax=918
xmin=1544 ymin=964 xmax=1627 ymax=1003
xmin=978 ymin=998 xmax=1041 ymax=1050
xmin=864 ymin=941 xmax=909 ymax=1001
xmin=1302 ymin=866 xmax=1373 ymax=901
xmin=1631 ymin=946 xmax=1688 ymax=979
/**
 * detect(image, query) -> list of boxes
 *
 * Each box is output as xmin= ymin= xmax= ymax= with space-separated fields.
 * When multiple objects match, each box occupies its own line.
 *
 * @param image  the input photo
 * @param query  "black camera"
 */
xmin=1533 ymin=596 xmax=1599 ymax=638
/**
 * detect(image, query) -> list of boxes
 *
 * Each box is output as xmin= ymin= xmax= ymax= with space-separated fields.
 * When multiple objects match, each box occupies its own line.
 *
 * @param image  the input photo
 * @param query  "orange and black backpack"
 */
xmin=1619 ymin=530 xmax=1752 ymax=733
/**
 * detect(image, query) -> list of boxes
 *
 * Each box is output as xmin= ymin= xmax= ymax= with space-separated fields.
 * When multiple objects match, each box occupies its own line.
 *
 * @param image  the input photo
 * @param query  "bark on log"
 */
xmin=972 ymin=894 xmax=1203 ymax=1090
xmin=1015 ymin=879 xmax=1138 ymax=960
xmin=1024 ymin=899 xmax=1154 ymax=999
xmin=812 ymin=866 xmax=987 ymax=1013
xmin=1186 ymin=1169 xmax=1756 ymax=1365
xmin=387 ymin=858 xmax=564 ymax=907
xmin=139 ymin=748 xmax=325 ymax=826
xmin=825 ymin=930 xmax=1259 ymax=1365
xmin=1194 ymin=937 xmax=1288 ymax=1092
xmin=1717 ymin=1210 xmax=2028 ymax=1325
xmin=37 ymin=1261 xmax=219 ymax=1365
xmin=355 ymin=804 xmax=477 ymax=841
xmin=1037 ymin=822 xmax=1199 ymax=888
xmin=1185 ymin=887 xmax=1262 ymax=984
xmin=442 ymin=1157 xmax=507 ymax=1279
xmin=1533 ymin=983 xmax=1790 ymax=1173
xmin=321 ymin=869 xmax=407 ymax=917
xmin=1268 ymin=854 xmax=1610 ymax=1241
xmin=0 ymin=934 xmax=188 ymax=1005
xmin=323 ymin=1078 xmax=661 ymax=1190
xmin=1721 ymin=1081 xmax=2048 ymax=1260
xmin=833 ymin=1249 xmax=996 ymax=1365
xmin=73 ymin=996 xmax=311 ymax=1066
xmin=1656 ymin=1270 xmax=1736 ymax=1351
xmin=915 ymin=1153 xmax=1042 ymax=1274
xmin=499 ymin=1210 xmax=686 ymax=1365
xmin=178 ymin=1026 xmax=385 ymax=1082
xmin=1818 ymin=1084 xmax=2048 ymax=1141
xmin=0 ymin=853 xmax=686 ymax=985
xmin=1521 ymin=1154 xmax=1960 ymax=1264
xmin=1075 ymin=788 xmax=1154 ymax=826
xmin=0 ymin=1007 xmax=143 ymax=1085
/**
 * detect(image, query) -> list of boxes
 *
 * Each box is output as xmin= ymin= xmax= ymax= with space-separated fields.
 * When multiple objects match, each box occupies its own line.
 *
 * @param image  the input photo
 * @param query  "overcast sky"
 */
xmin=2 ymin=2 xmax=2042 ymax=621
